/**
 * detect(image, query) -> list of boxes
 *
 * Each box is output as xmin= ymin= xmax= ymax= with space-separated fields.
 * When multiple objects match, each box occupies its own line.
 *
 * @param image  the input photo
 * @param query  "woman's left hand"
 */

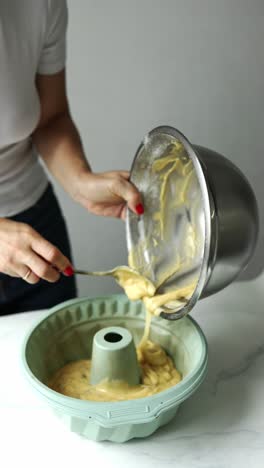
xmin=73 ymin=171 xmax=144 ymax=220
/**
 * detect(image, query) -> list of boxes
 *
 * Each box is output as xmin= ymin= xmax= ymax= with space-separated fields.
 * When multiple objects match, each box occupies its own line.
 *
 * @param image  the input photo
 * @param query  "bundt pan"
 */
xmin=21 ymin=294 xmax=208 ymax=443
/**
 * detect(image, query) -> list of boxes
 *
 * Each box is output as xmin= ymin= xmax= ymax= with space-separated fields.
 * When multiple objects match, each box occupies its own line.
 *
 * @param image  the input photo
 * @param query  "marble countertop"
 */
xmin=0 ymin=275 xmax=264 ymax=468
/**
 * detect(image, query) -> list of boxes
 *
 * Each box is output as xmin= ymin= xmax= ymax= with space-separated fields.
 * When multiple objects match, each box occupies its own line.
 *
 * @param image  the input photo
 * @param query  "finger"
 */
xmin=3 ymin=262 xmax=40 ymax=284
xmin=120 ymin=205 xmax=127 ymax=221
xmin=20 ymin=266 xmax=40 ymax=285
xmin=115 ymin=179 xmax=144 ymax=216
xmin=30 ymin=232 xmax=73 ymax=274
xmin=117 ymin=171 xmax=130 ymax=180
xmin=24 ymin=251 xmax=61 ymax=283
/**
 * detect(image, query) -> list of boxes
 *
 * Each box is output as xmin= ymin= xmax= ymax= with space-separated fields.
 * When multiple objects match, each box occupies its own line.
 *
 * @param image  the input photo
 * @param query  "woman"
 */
xmin=0 ymin=0 xmax=144 ymax=315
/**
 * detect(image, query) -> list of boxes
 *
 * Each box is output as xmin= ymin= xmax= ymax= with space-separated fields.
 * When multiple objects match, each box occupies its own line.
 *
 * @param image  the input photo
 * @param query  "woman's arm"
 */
xmin=32 ymin=70 xmax=143 ymax=219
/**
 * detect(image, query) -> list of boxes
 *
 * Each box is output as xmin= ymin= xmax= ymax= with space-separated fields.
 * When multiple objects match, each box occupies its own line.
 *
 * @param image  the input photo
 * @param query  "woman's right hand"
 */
xmin=0 ymin=218 xmax=74 ymax=284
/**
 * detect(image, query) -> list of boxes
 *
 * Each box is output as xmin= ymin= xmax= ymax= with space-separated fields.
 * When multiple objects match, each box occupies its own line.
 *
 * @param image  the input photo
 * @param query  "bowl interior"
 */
xmin=24 ymin=295 xmax=206 ymax=388
xmin=126 ymin=125 xmax=212 ymax=319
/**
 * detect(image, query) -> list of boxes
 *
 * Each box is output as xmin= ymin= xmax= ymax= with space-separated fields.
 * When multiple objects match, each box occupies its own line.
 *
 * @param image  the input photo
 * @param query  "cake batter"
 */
xmin=48 ymin=339 xmax=181 ymax=402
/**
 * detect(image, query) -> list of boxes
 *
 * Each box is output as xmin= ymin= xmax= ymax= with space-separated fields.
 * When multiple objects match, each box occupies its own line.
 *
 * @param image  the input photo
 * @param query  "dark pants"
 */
xmin=0 ymin=183 xmax=77 ymax=315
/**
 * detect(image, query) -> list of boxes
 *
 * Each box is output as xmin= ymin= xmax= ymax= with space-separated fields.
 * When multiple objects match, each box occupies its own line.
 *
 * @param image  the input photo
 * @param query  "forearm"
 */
xmin=32 ymin=107 xmax=143 ymax=220
xmin=32 ymin=112 xmax=91 ymax=200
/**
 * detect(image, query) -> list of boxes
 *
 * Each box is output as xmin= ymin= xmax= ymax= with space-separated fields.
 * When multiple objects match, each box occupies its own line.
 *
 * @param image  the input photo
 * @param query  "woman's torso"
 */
xmin=0 ymin=0 xmax=49 ymax=216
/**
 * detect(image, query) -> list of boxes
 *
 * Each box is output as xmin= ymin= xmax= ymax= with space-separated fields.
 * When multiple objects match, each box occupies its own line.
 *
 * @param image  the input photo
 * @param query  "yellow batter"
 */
xmin=48 ymin=139 xmax=198 ymax=402
xmin=128 ymin=139 xmax=199 ymax=291
xmin=48 ymin=339 xmax=181 ymax=402
xmin=109 ymin=266 xmax=156 ymax=301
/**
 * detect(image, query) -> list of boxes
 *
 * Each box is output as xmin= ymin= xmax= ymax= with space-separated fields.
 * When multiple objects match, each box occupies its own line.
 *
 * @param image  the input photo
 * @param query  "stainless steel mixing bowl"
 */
xmin=126 ymin=126 xmax=259 ymax=320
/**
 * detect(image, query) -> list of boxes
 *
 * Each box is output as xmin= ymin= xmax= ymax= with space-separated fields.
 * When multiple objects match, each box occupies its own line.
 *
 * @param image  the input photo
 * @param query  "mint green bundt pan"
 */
xmin=21 ymin=294 xmax=208 ymax=443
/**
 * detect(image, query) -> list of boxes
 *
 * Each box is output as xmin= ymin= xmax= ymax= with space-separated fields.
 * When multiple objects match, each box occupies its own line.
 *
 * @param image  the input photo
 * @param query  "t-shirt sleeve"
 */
xmin=37 ymin=0 xmax=68 ymax=75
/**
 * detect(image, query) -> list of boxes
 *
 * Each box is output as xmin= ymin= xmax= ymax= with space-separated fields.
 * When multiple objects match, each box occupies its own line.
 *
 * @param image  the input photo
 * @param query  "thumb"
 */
xmin=115 ymin=178 xmax=144 ymax=216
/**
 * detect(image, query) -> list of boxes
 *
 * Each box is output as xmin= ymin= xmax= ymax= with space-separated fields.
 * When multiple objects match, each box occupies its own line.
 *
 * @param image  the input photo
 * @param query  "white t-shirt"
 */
xmin=0 ymin=0 xmax=68 ymax=216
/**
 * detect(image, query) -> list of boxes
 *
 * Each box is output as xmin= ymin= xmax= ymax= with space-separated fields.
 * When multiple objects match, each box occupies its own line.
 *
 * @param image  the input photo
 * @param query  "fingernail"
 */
xmin=63 ymin=266 xmax=74 ymax=276
xmin=136 ymin=203 xmax=144 ymax=215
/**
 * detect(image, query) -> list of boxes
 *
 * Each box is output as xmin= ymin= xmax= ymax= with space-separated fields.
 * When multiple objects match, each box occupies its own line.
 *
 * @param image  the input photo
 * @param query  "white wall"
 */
xmin=51 ymin=0 xmax=264 ymax=298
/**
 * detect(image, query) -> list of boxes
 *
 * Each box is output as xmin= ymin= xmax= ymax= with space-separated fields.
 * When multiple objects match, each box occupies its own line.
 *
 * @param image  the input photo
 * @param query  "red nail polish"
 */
xmin=64 ymin=266 xmax=74 ymax=276
xmin=136 ymin=203 xmax=144 ymax=215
